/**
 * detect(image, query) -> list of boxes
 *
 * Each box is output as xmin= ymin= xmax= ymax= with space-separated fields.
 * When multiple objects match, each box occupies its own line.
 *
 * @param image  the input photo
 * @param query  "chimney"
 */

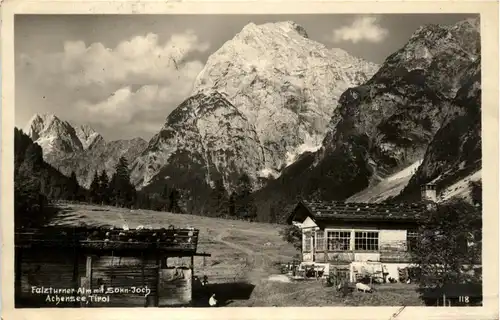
xmin=421 ymin=183 xmax=437 ymax=202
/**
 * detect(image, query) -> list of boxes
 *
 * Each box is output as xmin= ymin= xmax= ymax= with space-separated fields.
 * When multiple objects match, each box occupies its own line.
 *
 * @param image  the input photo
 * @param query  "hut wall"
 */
xmin=89 ymin=255 xmax=159 ymax=307
xmin=18 ymin=249 xmax=83 ymax=307
xmin=158 ymin=267 xmax=192 ymax=306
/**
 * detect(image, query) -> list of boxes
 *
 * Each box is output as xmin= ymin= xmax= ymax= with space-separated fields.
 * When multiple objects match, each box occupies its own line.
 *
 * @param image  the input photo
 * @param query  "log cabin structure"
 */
xmin=287 ymin=183 xmax=481 ymax=284
xmin=15 ymin=226 xmax=211 ymax=308
xmin=287 ymin=199 xmax=427 ymax=282
xmin=286 ymin=185 xmax=443 ymax=283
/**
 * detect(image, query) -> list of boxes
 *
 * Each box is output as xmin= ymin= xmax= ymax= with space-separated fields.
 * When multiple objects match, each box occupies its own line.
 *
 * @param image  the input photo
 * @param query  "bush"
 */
xmin=279 ymin=224 xmax=302 ymax=251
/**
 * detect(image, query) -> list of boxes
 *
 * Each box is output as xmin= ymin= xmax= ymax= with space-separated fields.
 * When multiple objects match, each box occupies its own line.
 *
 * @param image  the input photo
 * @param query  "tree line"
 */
xmin=15 ymin=128 xmax=87 ymax=228
xmin=15 ymin=128 xmax=261 ymax=229
xmin=86 ymin=156 xmax=182 ymax=212
xmin=14 ymin=128 xmax=182 ymax=229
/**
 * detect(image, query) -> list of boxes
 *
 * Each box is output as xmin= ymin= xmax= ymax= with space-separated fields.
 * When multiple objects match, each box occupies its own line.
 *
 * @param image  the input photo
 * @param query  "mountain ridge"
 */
xmin=132 ymin=20 xmax=380 ymax=192
xmin=23 ymin=114 xmax=147 ymax=187
xmin=251 ymin=17 xmax=481 ymax=221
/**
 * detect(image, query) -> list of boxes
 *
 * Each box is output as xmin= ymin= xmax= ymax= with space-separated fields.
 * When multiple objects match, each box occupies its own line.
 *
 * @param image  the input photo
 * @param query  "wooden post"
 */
xmin=312 ymin=230 xmax=316 ymax=262
xmin=80 ymin=255 xmax=92 ymax=307
xmin=86 ymin=256 xmax=92 ymax=284
xmin=191 ymin=255 xmax=195 ymax=305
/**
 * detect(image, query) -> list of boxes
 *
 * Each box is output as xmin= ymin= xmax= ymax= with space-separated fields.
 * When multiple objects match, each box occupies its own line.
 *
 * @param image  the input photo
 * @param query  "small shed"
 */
xmin=15 ymin=226 xmax=210 ymax=308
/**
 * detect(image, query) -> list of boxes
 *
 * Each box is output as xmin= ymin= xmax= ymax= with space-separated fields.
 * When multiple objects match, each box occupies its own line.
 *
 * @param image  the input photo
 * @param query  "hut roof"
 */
xmin=287 ymin=200 xmax=430 ymax=225
xmin=15 ymin=226 xmax=200 ymax=254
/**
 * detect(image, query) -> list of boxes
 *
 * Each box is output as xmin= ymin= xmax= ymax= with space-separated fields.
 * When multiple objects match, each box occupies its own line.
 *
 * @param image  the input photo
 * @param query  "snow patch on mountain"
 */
xmin=24 ymin=113 xmax=84 ymax=157
xmin=347 ymin=159 xmax=423 ymax=203
xmin=439 ymin=169 xmax=481 ymax=202
xmin=133 ymin=21 xmax=379 ymax=190
xmin=387 ymin=159 xmax=423 ymax=182
xmin=285 ymin=135 xmax=323 ymax=167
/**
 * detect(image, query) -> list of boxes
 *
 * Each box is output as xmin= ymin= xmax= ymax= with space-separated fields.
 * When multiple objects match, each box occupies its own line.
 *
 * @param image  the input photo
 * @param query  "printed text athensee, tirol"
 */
xmin=31 ymin=285 xmax=151 ymax=297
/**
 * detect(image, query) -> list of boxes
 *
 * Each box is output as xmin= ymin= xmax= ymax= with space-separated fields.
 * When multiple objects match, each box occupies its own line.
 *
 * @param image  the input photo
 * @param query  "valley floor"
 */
xmin=49 ymin=203 xmax=423 ymax=307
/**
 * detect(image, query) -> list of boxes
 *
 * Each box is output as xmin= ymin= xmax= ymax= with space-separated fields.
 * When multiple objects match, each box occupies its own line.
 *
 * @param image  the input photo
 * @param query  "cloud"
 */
xmin=18 ymin=31 xmax=210 ymax=137
xmin=19 ymin=30 xmax=209 ymax=88
xmin=74 ymin=82 xmax=192 ymax=131
xmin=331 ymin=16 xmax=388 ymax=44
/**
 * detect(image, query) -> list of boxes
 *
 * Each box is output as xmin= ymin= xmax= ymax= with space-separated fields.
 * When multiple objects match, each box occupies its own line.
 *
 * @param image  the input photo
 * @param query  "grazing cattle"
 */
xmin=356 ymin=282 xmax=373 ymax=293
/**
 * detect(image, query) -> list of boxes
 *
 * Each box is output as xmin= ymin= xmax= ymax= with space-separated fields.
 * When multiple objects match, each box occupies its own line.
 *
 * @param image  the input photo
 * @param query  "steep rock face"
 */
xmin=380 ymin=18 xmax=479 ymax=98
xmin=193 ymin=21 xmax=379 ymax=169
xmin=131 ymin=91 xmax=264 ymax=191
xmin=24 ymin=114 xmax=147 ymax=188
xmin=74 ymin=124 xmax=105 ymax=150
xmin=55 ymin=137 xmax=148 ymax=188
xmin=133 ymin=21 xmax=379 ymax=190
xmin=24 ymin=114 xmax=85 ymax=160
xmin=253 ymin=18 xmax=480 ymax=221
xmin=396 ymin=58 xmax=481 ymax=202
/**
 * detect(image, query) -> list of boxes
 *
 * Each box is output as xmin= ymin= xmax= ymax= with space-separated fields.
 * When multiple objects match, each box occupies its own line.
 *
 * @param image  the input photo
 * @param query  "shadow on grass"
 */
xmin=192 ymin=282 xmax=256 ymax=307
xmin=15 ymin=204 xmax=74 ymax=230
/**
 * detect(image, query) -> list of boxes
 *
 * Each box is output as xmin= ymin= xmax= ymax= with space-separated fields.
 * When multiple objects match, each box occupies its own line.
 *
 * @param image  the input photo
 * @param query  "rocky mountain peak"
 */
xmin=379 ymin=18 xmax=480 ymax=98
xmin=24 ymin=113 xmax=84 ymax=157
xmin=133 ymin=22 xmax=379 ymax=191
xmin=251 ymin=17 xmax=482 ymax=221
xmin=23 ymin=113 xmax=148 ymax=188
xmin=131 ymin=90 xmax=264 ymax=190
xmin=74 ymin=124 xmax=104 ymax=150
xmin=238 ymin=21 xmax=309 ymax=39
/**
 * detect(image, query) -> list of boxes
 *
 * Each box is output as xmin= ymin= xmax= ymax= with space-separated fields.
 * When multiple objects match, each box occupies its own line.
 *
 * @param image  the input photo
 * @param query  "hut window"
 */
xmin=327 ymin=231 xmax=351 ymax=251
xmin=315 ymin=231 xmax=325 ymax=251
xmin=303 ymin=232 xmax=312 ymax=252
xmin=354 ymin=231 xmax=379 ymax=251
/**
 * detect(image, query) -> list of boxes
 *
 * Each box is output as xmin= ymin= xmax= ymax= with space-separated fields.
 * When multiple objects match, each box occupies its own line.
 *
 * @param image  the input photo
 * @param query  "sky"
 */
xmin=15 ymin=14 xmax=477 ymax=141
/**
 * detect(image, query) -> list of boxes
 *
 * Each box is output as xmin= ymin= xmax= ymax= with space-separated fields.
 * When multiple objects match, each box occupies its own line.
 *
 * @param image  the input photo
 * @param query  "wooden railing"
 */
xmin=312 ymin=240 xmax=416 ymax=263
xmin=15 ymin=226 xmax=200 ymax=252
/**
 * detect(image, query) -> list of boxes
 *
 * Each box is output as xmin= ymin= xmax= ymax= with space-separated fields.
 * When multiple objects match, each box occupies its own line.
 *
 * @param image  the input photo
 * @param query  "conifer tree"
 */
xmin=208 ymin=178 xmax=228 ymax=216
xmin=412 ymin=199 xmax=482 ymax=287
xmin=269 ymin=206 xmax=278 ymax=223
xmin=233 ymin=173 xmax=257 ymax=220
xmin=228 ymin=192 xmax=236 ymax=217
xmin=98 ymin=170 xmax=109 ymax=205
xmin=168 ymin=187 xmax=181 ymax=213
xmin=89 ymin=172 xmax=100 ymax=204
xmin=14 ymin=128 xmax=88 ymax=227
xmin=160 ymin=184 xmax=170 ymax=211
xmin=15 ymin=138 xmax=48 ymax=228
xmin=109 ymin=157 xmax=136 ymax=208
xmin=68 ymin=171 xmax=80 ymax=201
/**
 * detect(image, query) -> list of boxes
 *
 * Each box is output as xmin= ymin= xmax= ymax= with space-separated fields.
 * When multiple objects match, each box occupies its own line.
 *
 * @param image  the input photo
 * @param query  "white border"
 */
xmin=1 ymin=1 xmax=499 ymax=320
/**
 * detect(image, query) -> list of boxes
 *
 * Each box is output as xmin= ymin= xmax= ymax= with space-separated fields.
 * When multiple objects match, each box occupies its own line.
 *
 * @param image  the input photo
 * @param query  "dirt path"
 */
xmin=213 ymin=229 xmax=276 ymax=286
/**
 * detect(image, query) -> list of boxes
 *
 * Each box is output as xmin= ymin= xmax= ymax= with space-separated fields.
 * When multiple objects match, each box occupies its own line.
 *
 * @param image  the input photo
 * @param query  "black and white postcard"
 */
xmin=1 ymin=1 xmax=499 ymax=320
